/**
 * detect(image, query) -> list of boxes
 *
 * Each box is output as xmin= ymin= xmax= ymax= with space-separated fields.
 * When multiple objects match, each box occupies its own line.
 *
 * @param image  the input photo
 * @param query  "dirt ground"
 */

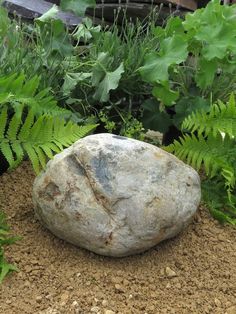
xmin=0 ymin=162 xmax=236 ymax=314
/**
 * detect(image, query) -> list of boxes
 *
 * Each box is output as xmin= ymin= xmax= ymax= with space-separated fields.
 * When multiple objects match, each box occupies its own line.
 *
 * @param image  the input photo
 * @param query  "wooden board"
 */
xmin=2 ymin=0 xmax=82 ymax=26
xmin=2 ymin=0 xmax=197 ymax=28
xmin=87 ymin=4 xmax=187 ymax=24
xmin=167 ymin=0 xmax=197 ymax=10
xmin=94 ymin=0 xmax=197 ymax=10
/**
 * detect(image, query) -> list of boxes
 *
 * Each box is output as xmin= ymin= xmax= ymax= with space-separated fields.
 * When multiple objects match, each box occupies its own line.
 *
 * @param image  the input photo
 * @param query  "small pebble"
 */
xmin=91 ymin=306 xmax=100 ymax=313
xmin=104 ymin=310 xmax=115 ymax=314
xmin=102 ymin=300 xmax=108 ymax=307
xmin=218 ymin=234 xmax=226 ymax=242
xmin=148 ymin=305 xmax=155 ymax=311
xmin=36 ymin=296 xmax=42 ymax=303
xmin=23 ymin=280 xmax=31 ymax=288
xmin=123 ymin=279 xmax=129 ymax=286
xmin=114 ymin=284 xmax=124 ymax=293
xmin=165 ymin=267 xmax=177 ymax=278
xmin=72 ymin=300 xmax=79 ymax=307
xmin=60 ymin=291 xmax=69 ymax=303
xmin=45 ymin=294 xmax=53 ymax=300
xmin=175 ymin=283 xmax=182 ymax=289
xmin=214 ymin=298 xmax=221 ymax=307
xmin=6 ymin=299 xmax=12 ymax=305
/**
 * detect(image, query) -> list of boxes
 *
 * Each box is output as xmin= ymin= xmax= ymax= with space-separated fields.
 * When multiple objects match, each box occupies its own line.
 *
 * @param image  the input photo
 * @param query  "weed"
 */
xmin=0 ymin=211 xmax=19 ymax=283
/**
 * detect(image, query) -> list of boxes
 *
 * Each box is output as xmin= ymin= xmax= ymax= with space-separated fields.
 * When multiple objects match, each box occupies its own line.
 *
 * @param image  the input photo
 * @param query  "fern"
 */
xmin=0 ymin=108 xmax=96 ymax=173
xmin=0 ymin=73 xmax=70 ymax=117
xmin=0 ymin=73 xmax=97 ymax=173
xmin=168 ymin=134 xmax=235 ymax=180
xmin=0 ymin=210 xmax=20 ymax=283
xmin=182 ymin=94 xmax=236 ymax=138
xmin=166 ymin=94 xmax=236 ymax=224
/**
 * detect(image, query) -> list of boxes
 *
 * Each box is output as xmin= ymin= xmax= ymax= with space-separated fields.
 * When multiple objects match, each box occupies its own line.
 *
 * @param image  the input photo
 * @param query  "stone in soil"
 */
xmin=0 ymin=161 xmax=236 ymax=314
xmin=33 ymin=133 xmax=201 ymax=257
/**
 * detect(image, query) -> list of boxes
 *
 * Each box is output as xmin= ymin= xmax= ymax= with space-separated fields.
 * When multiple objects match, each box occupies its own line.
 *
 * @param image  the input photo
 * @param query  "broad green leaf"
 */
xmin=152 ymin=82 xmax=179 ymax=106
xmin=174 ymin=96 xmax=210 ymax=128
xmin=141 ymin=99 xmax=172 ymax=133
xmin=165 ymin=17 xmax=185 ymax=37
xmin=91 ymin=52 xmax=110 ymax=87
xmin=195 ymin=23 xmax=236 ymax=60
xmin=152 ymin=26 xmax=165 ymax=40
xmin=195 ymin=58 xmax=217 ymax=89
xmin=139 ymin=35 xmax=188 ymax=83
xmin=73 ymin=18 xmax=101 ymax=43
xmin=62 ymin=72 xmax=91 ymax=95
xmin=36 ymin=20 xmax=73 ymax=58
xmin=93 ymin=63 xmax=124 ymax=102
xmin=183 ymin=0 xmax=236 ymax=60
xmin=37 ymin=5 xmax=59 ymax=22
xmin=60 ymin=0 xmax=96 ymax=17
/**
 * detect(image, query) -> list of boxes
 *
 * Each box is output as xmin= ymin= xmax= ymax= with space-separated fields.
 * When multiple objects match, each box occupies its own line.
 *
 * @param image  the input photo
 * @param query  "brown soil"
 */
xmin=0 ymin=162 xmax=236 ymax=314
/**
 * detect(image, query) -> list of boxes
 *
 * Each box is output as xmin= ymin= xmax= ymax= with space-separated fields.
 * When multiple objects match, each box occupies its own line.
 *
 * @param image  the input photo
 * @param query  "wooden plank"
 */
xmin=87 ymin=4 xmax=187 ymax=24
xmin=2 ymin=0 xmax=196 ymax=29
xmin=167 ymin=0 xmax=197 ymax=10
xmin=94 ymin=0 xmax=197 ymax=9
xmin=2 ymin=0 xmax=82 ymax=26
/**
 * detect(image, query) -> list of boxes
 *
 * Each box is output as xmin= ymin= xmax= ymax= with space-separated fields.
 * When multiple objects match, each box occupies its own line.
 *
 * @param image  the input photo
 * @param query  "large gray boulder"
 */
xmin=32 ymin=133 xmax=201 ymax=257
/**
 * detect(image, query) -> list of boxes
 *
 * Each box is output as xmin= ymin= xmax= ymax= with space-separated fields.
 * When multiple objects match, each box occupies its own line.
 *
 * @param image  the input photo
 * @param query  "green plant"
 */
xmin=166 ymin=94 xmax=236 ymax=224
xmin=0 ymin=73 xmax=97 ymax=173
xmin=0 ymin=7 xmax=73 ymax=95
xmin=139 ymin=0 xmax=236 ymax=133
xmin=61 ymin=15 xmax=159 ymax=135
xmin=0 ymin=210 xmax=19 ymax=283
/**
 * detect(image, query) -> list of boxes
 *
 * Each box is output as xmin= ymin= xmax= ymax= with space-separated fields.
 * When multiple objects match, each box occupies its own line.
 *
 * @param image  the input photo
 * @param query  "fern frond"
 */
xmin=0 ymin=73 xmax=70 ymax=118
xmin=0 ymin=108 xmax=7 ymax=138
xmin=0 ymin=107 xmax=97 ymax=173
xmin=166 ymin=134 xmax=235 ymax=188
xmin=182 ymin=94 xmax=236 ymax=138
xmin=166 ymin=133 xmax=236 ymax=220
xmin=0 ymin=142 xmax=15 ymax=168
xmin=168 ymin=95 xmax=236 ymax=224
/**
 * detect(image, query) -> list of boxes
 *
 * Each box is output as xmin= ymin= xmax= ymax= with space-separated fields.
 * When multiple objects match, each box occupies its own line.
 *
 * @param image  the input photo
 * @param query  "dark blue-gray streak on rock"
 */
xmin=112 ymin=135 xmax=128 ymax=141
xmin=90 ymin=150 xmax=114 ymax=195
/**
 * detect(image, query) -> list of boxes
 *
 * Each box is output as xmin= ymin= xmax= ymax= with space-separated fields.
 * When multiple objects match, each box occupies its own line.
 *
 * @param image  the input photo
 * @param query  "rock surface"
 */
xmin=32 ymin=133 xmax=201 ymax=257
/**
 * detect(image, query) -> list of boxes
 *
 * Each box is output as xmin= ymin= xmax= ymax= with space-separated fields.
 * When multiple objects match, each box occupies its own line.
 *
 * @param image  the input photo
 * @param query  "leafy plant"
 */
xmin=0 ymin=211 xmax=19 ymax=283
xmin=0 ymin=73 xmax=97 ymax=173
xmin=61 ymin=15 xmax=159 ymax=135
xmin=0 ymin=7 xmax=73 ymax=95
xmin=139 ymin=0 xmax=236 ymax=134
xmin=166 ymin=94 xmax=236 ymax=224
